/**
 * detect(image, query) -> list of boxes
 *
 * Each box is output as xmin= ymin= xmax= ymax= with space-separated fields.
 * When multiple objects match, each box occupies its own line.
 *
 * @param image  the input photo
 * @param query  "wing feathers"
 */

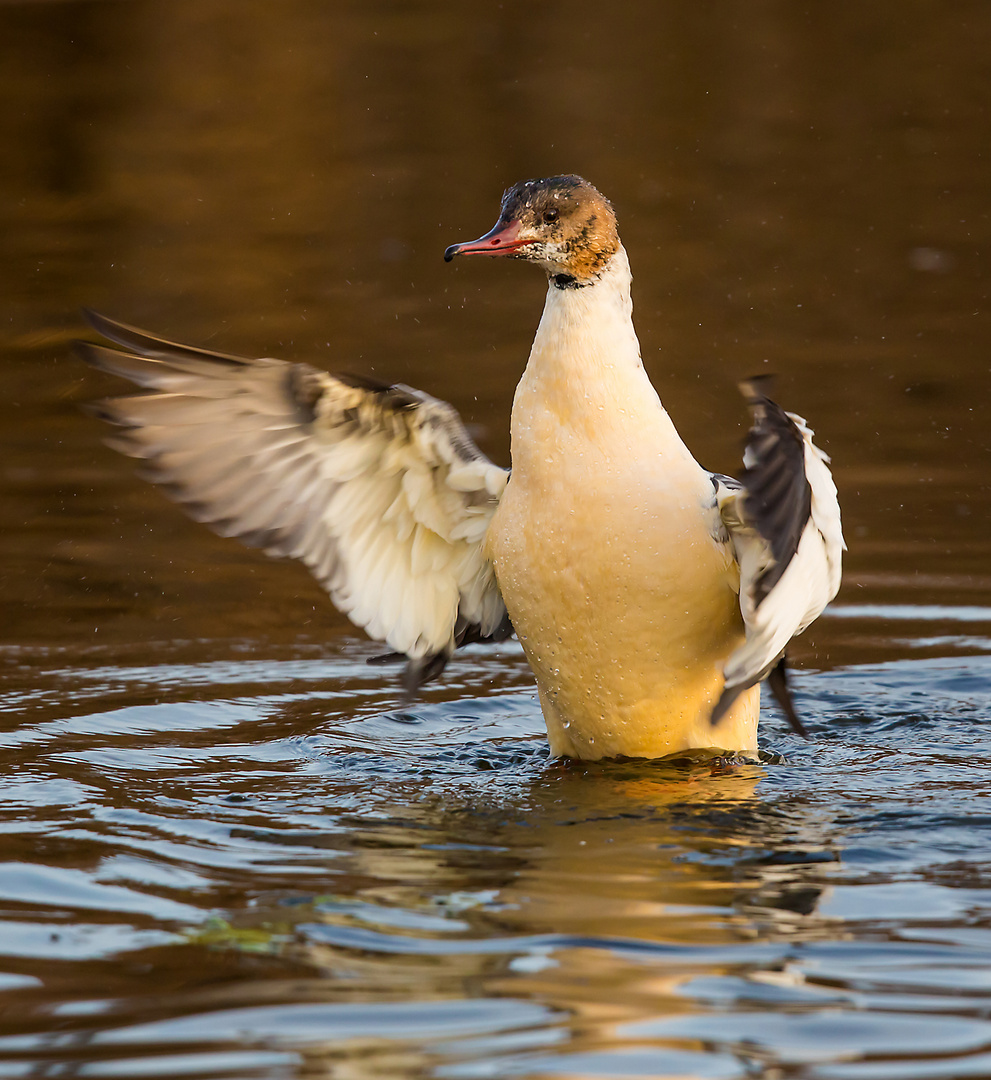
xmin=80 ymin=311 xmax=510 ymax=682
xmin=737 ymin=377 xmax=813 ymax=603
xmin=713 ymin=378 xmax=844 ymax=730
xmin=82 ymin=308 xmax=249 ymax=368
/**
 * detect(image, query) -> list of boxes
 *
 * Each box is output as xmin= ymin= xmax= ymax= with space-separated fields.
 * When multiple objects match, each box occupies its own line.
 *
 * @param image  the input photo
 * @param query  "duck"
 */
xmin=78 ymin=174 xmax=844 ymax=761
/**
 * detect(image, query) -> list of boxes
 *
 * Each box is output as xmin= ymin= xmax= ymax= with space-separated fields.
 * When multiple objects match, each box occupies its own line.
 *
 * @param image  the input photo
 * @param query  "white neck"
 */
xmin=510 ymin=245 xmax=693 ymax=472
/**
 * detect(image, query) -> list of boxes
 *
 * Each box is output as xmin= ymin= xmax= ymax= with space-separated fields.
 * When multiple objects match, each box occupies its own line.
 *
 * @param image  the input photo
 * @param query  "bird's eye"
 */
xmin=542 ymin=208 xmax=560 ymax=224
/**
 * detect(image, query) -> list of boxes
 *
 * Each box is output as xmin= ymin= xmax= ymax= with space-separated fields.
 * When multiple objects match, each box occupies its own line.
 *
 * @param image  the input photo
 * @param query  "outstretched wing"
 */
xmin=711 ymin=377 xmax=844 ymax=729
xmin=78 ymin=310 xmax=511 ymax=686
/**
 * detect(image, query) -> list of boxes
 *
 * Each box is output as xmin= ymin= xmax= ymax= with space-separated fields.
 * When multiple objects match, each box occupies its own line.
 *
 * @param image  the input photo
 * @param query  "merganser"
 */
xmin=78 ymin=175 xmax=843 ymax=761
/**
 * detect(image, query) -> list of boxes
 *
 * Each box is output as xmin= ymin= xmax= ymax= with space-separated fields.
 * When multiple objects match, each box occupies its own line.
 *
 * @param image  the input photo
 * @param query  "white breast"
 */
xmin=487 ymin=249 xmax=759 ymax=760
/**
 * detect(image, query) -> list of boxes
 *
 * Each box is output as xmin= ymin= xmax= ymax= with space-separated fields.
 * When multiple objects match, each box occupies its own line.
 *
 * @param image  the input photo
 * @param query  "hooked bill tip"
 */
xmin=443 ymin=244 xmax=459 ymax=262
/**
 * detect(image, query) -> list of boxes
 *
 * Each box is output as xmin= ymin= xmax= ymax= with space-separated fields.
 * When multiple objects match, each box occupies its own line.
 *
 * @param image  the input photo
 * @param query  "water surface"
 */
xmin=1 ymin=2 xmax=990 ymax=1077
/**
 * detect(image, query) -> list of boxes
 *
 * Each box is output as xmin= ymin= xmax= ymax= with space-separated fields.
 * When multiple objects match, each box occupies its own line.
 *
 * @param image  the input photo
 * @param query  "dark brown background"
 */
xmin=2 ymin=0 xmax=989 ymax=667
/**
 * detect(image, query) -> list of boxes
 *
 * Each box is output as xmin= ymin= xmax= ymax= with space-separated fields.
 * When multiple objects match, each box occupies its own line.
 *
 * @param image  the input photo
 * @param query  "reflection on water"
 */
xmin=3 ymin=645 xmax=991 ymax=1077
xmin=2 ymin=0 xmax=991 ymax=1077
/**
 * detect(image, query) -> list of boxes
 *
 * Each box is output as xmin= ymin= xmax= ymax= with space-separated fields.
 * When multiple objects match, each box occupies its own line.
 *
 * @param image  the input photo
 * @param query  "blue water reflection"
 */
xmin=1 ymin=642 xmax=990 ymax=1076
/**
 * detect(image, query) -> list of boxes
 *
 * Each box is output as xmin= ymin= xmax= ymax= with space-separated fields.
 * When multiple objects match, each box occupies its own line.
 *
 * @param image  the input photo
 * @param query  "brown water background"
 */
xmin=1 ymin=2 xmax=991 ymax=1077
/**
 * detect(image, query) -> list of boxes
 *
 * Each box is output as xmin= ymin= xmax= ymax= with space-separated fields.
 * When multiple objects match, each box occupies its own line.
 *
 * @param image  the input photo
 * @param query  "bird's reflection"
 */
xmin=231 ymin=751 xmax=839 ymax=1076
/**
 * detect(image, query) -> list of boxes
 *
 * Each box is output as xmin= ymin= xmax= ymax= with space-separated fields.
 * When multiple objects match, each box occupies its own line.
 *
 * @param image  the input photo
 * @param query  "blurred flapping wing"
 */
xmin=78 ymin=311 xmax=511 ymax=686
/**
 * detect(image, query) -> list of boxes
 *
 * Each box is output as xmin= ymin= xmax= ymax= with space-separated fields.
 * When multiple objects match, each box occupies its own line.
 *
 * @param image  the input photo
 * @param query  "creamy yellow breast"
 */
xmin=486 ymin=248 xmax=759 ymax=760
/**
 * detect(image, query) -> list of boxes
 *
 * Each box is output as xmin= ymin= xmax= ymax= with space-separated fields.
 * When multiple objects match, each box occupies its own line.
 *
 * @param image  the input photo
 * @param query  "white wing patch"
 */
xmin=306 ymin=382 xmax=508 ymax=660
xmin=79 ymin=311 xmax=510 ymax=676
xmin=712 ymin=382 xmax=845 ymax=726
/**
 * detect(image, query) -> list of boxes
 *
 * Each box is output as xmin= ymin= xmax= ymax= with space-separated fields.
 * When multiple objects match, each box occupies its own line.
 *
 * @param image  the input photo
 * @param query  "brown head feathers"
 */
xmin=499 ymin=175 xmax=620 ymax=284
xmin=446 ymin=175 xmax=621 ymax=286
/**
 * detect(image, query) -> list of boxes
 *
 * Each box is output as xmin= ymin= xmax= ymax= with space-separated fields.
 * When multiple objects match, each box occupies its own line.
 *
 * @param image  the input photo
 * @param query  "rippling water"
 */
xmin=3 ymin=1 xmax=991 ymax=1077
xmin=4 ymin=639 xmax=991 ymax=1078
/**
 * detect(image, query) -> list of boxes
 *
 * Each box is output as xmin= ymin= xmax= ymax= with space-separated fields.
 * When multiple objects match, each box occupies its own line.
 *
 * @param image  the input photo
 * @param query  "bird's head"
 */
xmin=444 ymin=175 xmax=620 ymax=288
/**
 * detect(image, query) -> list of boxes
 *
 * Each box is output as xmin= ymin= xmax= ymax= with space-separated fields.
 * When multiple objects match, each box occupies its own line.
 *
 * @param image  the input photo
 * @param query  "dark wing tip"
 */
xmin=80 ymin=309 xmax=152 ymax=348
xmin=78 ymin=308 xmax=249 ymax=367
xmin=398 ymin=611 xmax=514 ymax=697
xmin=79 ymin=399 xmax=125 ymax=425
xmin=81 ymin=308 xmax=119 ymax=338
xmin=712 ymin=656 xmax=810 ymax=738
xmin=738 ymin=374 xmax=777 ymax=404
xmin=75 ymin=339 xmax=136 ymax=375
xmin=74 ymin=337 xmax=104 ymax=369
xmin=738 ymin=381 xmax=812 ymax=603
xmin=709 ymin=684 xmax=741 ymax=728
xmin=766 ymin=656 xmax=809 ymax=738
